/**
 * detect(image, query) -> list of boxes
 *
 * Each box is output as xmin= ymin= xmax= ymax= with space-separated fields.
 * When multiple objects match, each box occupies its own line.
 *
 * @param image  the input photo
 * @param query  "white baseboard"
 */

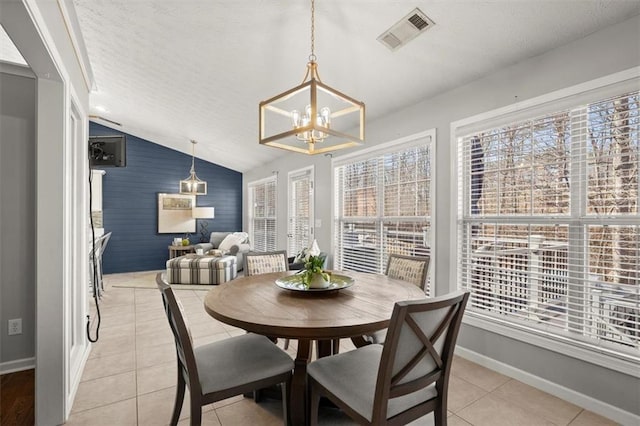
xmin=455 ymin=346 xmax=640 ymax=426
xmin=0 ymin=357 xmax=35 ymax=374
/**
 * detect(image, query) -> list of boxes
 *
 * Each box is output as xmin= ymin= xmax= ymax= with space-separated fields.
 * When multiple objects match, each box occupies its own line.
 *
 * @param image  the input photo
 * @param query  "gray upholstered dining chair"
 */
xmin=352 ymin=254 xmax=431 ymax=347
xmin=308 ymin=291 xmax=469 ymax=426
xmin=156 ymin=273 xmax=293 ymax=426
xmin=243 ymin=250 xmax=289 ymax=276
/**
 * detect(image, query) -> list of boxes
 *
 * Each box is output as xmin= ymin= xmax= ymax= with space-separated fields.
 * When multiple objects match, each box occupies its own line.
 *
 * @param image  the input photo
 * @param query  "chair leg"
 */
xmin=351 ymin=335 xmax=371 ymax=348
xmin=190 ymin=397 xmax=202 ymax=426
xmin=170 ymin=372 xmax=186 ymax=426
xmin=284 ymin=338 xmax=290 ymax=350
xmin=281 ymin=378 xmax=291 ymax=426
xmin=266 ymin=335 xmax=278 ymax=343
xmin=332 ymin=338 xmax=340 ymax=354
xmin=308 ymin=379 xmax=321 ymax=426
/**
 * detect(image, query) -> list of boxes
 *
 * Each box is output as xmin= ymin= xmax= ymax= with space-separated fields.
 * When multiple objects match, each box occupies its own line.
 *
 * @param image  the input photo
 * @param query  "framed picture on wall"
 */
xmin=158 ymin=193 xmax=196 ymax=233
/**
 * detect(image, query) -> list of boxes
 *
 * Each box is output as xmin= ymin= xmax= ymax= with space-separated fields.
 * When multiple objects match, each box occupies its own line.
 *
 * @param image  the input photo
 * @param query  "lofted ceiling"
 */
xmin=32 ymin=2 xmax=640 ymax=171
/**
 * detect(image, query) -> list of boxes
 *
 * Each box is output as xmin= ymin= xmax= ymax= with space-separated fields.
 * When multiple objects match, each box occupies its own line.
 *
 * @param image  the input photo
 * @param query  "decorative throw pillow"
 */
xmin=209 ymin=233 xmax=228 ymax=248
xmin=218 ymin=233 xmax=246 ymax=252
xmin=206 ymin=249 xmax=227 ymax=257
xmin=232 ymin=232 xmax=249 ymax=244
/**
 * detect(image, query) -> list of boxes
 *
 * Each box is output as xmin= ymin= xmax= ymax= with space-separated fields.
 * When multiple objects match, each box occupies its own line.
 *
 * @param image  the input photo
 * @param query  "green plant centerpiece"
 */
xmin=302 ymin=254 xmax=330 ymax=289
xmin=296 ymin=240 xmax=330 ymax=289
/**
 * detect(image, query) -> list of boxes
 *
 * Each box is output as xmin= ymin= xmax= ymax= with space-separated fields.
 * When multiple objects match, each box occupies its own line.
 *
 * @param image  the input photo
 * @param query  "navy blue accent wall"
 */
xmin=90 ymin=122 xmax=243 ymax=273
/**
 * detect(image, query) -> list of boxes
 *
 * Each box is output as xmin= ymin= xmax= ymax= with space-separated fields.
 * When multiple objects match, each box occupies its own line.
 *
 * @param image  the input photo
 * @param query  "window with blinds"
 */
xmin=334 ymin=133 xmax=433 ymax=294
xmin=248 ymin=177 xmax=277 ymax=252
xmin=288 ymin=167 xmax=314 ymax=257
xmin=457 ymin=89 xmax=640 ymax=360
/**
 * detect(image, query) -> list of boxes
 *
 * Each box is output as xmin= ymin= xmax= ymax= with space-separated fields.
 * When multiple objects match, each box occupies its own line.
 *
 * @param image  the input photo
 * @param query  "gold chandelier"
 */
xmin=259 ymin=0 xmax=365 ymax=154
xmin=179 ymin=140 xmax=207 ymax=195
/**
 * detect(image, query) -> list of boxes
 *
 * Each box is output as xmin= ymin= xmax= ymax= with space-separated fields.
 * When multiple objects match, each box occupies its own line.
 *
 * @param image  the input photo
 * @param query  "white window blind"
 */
xmin=458 ymin=89 xmax=640 ymax=361
xmin=334 ymin=134 xmax=433 ymax=294
xmin=288 ymin=167 xmax=313 ymax=257
xmin=248 ymin=177 xmax=277 ymax=252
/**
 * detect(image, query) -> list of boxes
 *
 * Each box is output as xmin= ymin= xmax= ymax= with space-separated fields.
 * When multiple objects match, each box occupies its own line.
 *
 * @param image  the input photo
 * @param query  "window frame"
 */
xmin=247 ymin=175 xmax=278 ymax=252
xmin=287 ymin=166 xmax=315 ymax=256
xmin=450 ymin=67 xmax=640 ymax=376
xmin=332 ymin=129 xmax=436 ymax=293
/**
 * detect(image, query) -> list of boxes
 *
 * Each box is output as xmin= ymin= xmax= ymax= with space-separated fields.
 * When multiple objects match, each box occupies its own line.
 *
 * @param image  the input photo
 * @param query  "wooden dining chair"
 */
xmin=156 ymin=273 xmax=294 ymax=426
xmin=243 ymin=250 xmax=291 ymax=348
xmin=352 ymin=254 xmax=431 ymax=348
xmin=386 ymin=254 xmax=431 ymax=291
xmin=308 ymin=291 xmax=469 ymax=426
xmin=243 ymin=250 xmax=289 ymax=276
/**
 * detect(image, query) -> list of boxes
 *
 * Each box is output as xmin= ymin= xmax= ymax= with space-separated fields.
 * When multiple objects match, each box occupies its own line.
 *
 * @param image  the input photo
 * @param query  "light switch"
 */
xmin=315 ymin=219 xmax=322 ymax=228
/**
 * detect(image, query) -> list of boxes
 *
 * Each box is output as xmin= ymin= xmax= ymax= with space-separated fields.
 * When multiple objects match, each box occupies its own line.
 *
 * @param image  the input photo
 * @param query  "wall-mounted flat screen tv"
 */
xmin=89 ymin=135 xmax=126 ymax=167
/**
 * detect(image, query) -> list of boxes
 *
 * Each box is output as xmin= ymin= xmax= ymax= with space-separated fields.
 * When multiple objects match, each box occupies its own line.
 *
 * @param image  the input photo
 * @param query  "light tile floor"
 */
xmin=67 ymin=271 xmax=618 ymax=426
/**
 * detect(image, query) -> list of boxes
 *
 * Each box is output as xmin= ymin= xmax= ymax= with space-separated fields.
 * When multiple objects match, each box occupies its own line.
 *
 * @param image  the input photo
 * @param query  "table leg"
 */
xmin=291 ymin=339 xmax=312 ymax=426
xmin=316 ymin=340 xmax=334 ymax=358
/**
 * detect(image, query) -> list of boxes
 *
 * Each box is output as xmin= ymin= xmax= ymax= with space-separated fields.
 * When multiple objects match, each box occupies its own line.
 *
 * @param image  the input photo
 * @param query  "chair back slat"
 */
xmin=372 ymin=291 xmax=469 ymax=423
xmin=244 ymin=250 xmax=289 ymax=276
xmin=156 ymin=273 xmax=203 ymax=397
xmin=386 ymin=254 xmax=430 ymax=291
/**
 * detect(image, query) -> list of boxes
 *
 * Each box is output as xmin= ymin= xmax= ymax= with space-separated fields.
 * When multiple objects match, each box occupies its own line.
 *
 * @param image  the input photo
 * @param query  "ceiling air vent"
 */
xmin=377 ymin=7 xmax=435 ymax=51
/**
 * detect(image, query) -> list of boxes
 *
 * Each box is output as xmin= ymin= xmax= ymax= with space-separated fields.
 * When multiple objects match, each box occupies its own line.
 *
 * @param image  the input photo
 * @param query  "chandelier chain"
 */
xmin=309 ymin=0 xmax=316 ymax=62
xmin=190 ymin=140 xmax=196 ymax=173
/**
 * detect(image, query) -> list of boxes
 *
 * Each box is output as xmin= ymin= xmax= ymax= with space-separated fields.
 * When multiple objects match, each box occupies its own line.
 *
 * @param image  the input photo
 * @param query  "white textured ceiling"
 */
xmin=70 ymin=0 xmax=640 ymax=172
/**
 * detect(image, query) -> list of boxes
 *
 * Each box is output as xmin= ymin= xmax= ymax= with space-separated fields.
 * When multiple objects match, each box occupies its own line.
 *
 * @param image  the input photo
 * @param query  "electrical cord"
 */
xmin=86 ymin=154 xmax=101 ymax=343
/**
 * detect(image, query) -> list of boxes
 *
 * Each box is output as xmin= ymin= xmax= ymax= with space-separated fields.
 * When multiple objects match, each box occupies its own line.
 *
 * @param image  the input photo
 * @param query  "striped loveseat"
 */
xmin=166 ymin=254 xmax=237 ymax=285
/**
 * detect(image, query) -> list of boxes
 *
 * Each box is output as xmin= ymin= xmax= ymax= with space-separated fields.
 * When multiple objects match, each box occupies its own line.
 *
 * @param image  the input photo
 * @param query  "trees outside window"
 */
xmin=458 ymin=89 xmax=639 ymax=358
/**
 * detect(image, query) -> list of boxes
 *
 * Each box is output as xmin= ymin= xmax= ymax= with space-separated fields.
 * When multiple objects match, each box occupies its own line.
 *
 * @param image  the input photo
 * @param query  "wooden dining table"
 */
xmin=203 ymin=270 xmax=426 ymax=425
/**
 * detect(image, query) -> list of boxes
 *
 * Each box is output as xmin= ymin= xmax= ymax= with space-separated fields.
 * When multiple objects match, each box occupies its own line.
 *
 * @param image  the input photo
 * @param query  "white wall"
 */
xmin=0 ymin=66 xmax=36 ymax=372
xmin=244 ymin=14 xmax=640 ymax=422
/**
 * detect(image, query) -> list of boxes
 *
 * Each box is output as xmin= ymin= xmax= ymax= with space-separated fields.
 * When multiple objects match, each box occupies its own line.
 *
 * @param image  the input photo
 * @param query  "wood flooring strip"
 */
xmin=1 ymin=369 xmax=35 ymax=426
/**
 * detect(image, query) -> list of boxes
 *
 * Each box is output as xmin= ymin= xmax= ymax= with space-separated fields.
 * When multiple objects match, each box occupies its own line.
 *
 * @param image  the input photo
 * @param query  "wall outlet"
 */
xmin=8 ymin=318 xmax=22 ymax=335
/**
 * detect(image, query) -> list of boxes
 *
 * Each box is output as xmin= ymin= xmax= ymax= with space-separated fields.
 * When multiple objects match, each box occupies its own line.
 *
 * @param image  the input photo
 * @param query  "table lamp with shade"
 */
xmin=192 ymin=207 xmax=215 ymax=242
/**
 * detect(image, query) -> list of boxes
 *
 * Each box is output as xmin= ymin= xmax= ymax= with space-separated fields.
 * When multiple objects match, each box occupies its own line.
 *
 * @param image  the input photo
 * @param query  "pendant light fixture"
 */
xmin=259 ymin=0 xmax=365 ymax=155
xmin=179 ymin=140 xmax=207 ymax=195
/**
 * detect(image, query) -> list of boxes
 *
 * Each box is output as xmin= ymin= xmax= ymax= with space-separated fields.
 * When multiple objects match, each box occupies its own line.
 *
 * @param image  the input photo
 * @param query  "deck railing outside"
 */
xmin=469 ymin=236 xmax=639 ymax=347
